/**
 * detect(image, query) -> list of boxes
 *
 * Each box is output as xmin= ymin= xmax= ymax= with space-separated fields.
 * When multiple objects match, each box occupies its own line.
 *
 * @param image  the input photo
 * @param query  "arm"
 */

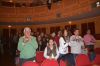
xmin=44 ymin=47 xmax=50 ymax=59
xmin=31 ymin=37 xmax=38 ymax=49
xmin=59 ymin=37 xmax=68 ymax=49
xmin=70 ymin=36 xmax=78 ymax=47
xmin=17 ymin=37 xmax=24 ymax=51
xmin=79 ymin=36 xmax=85 ymax=49
xmin=54 ymin=47 xmax=59 ymax=60
xmin=83 ymin=35 xmax=90 ymax=44
xmin=91 ymin=35 xmax=96 ymax=43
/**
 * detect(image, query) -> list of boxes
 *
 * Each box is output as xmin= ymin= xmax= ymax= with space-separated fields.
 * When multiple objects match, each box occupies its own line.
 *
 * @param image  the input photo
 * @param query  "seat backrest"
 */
xmin=22 ymin=61 xmax=39 ymax=66
xmin=60 ymin=60 xmax=68 ymax=66
xmin=36 ymin=51 xmax=45 ymax=63
xmin=95 ymin=48 xmax=100 ymax=54
xmin=76 ymin=54 xmax=91 ymax=66
xmin=41 ymin=59 xmax=59 ymax=66
xmin=93 ymin=54 xmax=100 ymax=65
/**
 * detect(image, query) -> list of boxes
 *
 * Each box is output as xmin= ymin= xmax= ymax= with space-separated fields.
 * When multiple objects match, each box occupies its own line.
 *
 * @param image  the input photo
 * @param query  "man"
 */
xmin=70 ymin=28 xmax=84 ymax=66
xmin=17 ymin=27 xmax=38 ymax=66
xmin=83 ymin=29 xmax=96 ymax=51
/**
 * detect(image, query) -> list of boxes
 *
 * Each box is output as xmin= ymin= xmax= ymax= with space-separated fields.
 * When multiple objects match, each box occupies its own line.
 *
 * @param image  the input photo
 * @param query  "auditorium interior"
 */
xmin=0 ymin=0 xmax=100 ymax=66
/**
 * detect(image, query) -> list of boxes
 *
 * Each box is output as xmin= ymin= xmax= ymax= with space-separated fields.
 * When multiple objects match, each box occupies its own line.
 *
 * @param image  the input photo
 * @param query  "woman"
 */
xmin=44 ymin=38 xmax=59 ymax=60
xmin=17 ymin=27 xmax=38 ymax=66
xmin=59 ymin=29 xmax=70 ymax=61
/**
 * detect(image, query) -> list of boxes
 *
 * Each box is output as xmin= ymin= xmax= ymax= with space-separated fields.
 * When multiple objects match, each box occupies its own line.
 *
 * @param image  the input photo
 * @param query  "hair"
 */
xmin=73 ymin=28 xmax=79 ymax=33
xmin=86 ymin=29 xmax=91 ymax=32
xmin=47 ymin=37 xmax=54 ymax=43
xmin=47 ymin=37 xmax=56 ymax=46
xmin=62 ymin=29 xmax=71 ymax=37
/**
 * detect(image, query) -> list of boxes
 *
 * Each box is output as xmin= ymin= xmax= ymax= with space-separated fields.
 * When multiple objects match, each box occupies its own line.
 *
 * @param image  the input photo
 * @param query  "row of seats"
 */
xmin=23 ymin=53 xmax=100 ymax=66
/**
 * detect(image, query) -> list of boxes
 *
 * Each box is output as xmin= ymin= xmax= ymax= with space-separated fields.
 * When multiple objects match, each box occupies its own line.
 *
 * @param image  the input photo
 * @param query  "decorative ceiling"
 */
xmin=0 ymin=0 xmax=62 ymax=7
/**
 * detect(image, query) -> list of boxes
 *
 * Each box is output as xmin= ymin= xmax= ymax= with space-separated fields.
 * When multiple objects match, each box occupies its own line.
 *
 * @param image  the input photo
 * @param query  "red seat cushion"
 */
xmin=22 ymin=61 xmax=39 ymax=66
xmin=36 ymin=51 xmax=45 ymax=63
xmin=60 ymin=60 xmax=68 ymax=66
xmin=76 ymin=54 xmax=91 ymax=66
xmin=93 ymin=54 xmax=100 ymax=65
xmin=41 ymin=59 xmax=59 ymax=66
xmin=95 ymin=48 xmax=100 ymax=54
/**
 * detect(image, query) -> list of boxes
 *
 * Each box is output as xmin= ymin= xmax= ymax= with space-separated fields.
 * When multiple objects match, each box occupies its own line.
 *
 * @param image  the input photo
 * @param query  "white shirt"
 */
xmin=59 ymin=37 xmax=70 ymax=54
xmin=70 ymin=35 xmax=84 ymax=54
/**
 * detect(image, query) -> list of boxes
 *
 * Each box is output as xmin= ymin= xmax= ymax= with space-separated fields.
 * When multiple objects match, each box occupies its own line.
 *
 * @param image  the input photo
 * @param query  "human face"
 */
xmin=64 ymin=30 xmax=68 ymax=37
xmin=74 ymin=30 xmax=79 ymax=36
xmin=87 ymin=30 xmax=91 ymax=34
xmin=49 ymin=39 xmax=54 ymax=46
xmin=24 ymin=30 xmax=31 ymax=37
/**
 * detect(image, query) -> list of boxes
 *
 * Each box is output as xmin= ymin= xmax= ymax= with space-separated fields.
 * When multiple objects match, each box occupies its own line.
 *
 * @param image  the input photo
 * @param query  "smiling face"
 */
xmin=48 ymin=39 xmax=54 ymax=46
xmin=63 ymin=29 xmax=68 ymax=37
xmin=87 ymin=29 xmax=91 ymax=34
xmin=24 ymin=27 xmax=31 ymax=37
xmin=74 ymin=29 xmax=79 ymax=36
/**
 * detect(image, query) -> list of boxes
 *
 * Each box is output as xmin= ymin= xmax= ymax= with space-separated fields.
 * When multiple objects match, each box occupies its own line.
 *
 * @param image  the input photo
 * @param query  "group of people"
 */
xmin=17 ymin=27 xmax=96 ymax=66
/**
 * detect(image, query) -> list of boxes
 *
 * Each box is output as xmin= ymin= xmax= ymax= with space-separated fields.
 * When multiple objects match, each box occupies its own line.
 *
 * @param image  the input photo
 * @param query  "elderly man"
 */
xmin=17 ymin=27 xmax=38 ymax=66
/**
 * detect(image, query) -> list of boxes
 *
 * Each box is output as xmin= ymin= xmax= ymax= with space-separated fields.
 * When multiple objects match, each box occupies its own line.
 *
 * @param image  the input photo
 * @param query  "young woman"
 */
xmin=44 ymin=38 xmax=59 ymax=60
xmin=17 ymin=27 xmax=38 ymax=66
xmin=58 ymin=29 xmax=70 ymax=61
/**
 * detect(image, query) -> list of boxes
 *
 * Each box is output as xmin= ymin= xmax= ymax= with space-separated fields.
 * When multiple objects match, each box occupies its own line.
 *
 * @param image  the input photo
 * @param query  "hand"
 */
xmin=81 ymin=46 xmax=85 ymax=49
xmin=49 ymin=57 xmax=52 ymax=60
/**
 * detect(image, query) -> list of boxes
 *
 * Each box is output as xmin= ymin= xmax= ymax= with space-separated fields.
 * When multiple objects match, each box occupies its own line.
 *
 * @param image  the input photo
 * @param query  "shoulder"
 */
xmin=70 ymin=35 xmax=75 ymax=38
xmin=59 ymin=37 xmax=64 ymax=40
xmin=84 ymin=34 xmax=88 ymax=37
xmin=79 ymin=36 xmax=82 ymax=38
xmin=19 ymin=36 xmax=24 ymax=40
xmin=31 ymin=36 xmax=36 ymax=39
xmin=44 ymin=47 xmax=47 ymax=50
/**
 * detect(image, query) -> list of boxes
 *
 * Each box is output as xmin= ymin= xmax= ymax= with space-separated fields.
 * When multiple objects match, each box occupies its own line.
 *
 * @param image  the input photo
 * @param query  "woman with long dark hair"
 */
xmin=58 ymin=29 xmax=71 ymax=61
xmin=44 ymin=38 xmax=59 ymax=60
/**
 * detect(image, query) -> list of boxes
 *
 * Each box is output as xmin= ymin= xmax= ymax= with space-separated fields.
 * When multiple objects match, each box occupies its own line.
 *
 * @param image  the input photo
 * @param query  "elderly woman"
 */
xmin=17 ymin=27 xmax=38 ymax=66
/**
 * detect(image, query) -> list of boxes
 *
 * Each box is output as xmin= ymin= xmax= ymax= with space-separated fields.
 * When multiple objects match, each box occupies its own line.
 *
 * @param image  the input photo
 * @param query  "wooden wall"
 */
xmin=0 ymin=0 xmax=97 ymax=22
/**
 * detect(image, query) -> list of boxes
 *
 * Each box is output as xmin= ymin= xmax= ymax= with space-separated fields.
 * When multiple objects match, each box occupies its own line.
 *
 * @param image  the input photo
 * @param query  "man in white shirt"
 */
xmin=70 ymin=28 xmax=84 ymax=66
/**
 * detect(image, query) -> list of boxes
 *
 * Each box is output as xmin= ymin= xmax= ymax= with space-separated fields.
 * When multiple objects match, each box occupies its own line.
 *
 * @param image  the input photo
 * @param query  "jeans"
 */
xmin=72 ymin=54 xmax=78 ymax=66
xmin=86 ymin=45 xmax=94 ymax=51
xmin=58 ymin=53 xmax=76 ymax=66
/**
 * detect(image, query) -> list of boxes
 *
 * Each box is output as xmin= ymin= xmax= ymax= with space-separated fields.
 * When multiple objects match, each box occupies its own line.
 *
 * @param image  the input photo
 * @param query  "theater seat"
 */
xmin=36 ymin=51 xmax=45 ymax=66
xmin=22 ymin=61 xmax=39 ymax=66
xmin=36 ymin=51 xmax=45 ymax=63
xmin=41 ymin=59 xmax=59 ymax=66
xmin=76 ymin=54 xmax=91 ymax=66
xmin=93 ymin=54 xmax=100 ymax=65
xmin=60 ymin=60 xmax=68 ymax=66
xmin=95 ymin=48 xmax=100 ymax=54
